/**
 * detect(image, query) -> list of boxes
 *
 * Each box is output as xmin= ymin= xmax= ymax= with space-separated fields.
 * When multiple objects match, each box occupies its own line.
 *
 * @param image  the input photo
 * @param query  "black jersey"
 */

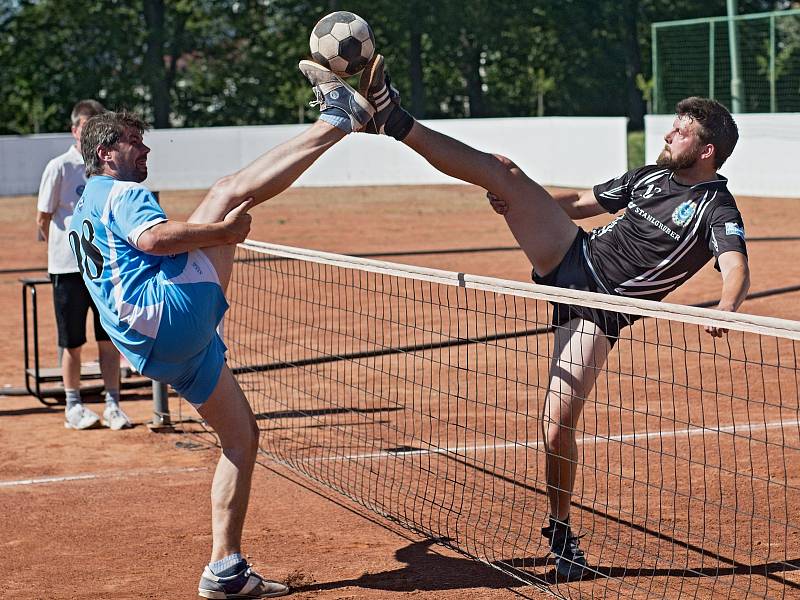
xmin=588 ymin=165 xmax=747 ymax=301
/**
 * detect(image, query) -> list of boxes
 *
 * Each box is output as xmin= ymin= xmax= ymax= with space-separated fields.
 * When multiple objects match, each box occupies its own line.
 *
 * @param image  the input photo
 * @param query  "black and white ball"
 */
xmin=309 ymin=11 xmax=375 ymax=77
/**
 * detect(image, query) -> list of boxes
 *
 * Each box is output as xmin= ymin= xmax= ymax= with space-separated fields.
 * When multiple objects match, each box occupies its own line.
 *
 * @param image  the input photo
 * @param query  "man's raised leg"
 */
xmin=401 ymin=122 xmax=578 ymax=276
xmin=189 ymin=60 xmax=374 ymax=291
xmin=189 ymin=120 xmax=346 ymax=292
xmin=359 ymin=55 xmax=578 ymax=277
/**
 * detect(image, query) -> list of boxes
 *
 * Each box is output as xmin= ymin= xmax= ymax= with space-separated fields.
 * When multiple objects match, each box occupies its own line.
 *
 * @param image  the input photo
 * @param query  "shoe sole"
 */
xmin=100 ymin=419 xmax=133 ymax=431
xmin=64 ymin=419 xmax=100 ymax=430
xmin=197 ymin=587 xmax=290 ymax=599
xmin=101 ymin=419 xmax=132 ymax=430
xmin=555 ymin=558 xmax=588 ymax=580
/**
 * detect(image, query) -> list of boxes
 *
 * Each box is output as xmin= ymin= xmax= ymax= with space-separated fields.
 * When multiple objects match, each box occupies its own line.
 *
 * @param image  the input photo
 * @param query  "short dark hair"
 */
xmin=70 ymin=99 xmax=106 ymax=128
xmin=675 ymin=97 xmax=739 ymax=168
xmin=81 ymin=110 xmax=149 ymax=178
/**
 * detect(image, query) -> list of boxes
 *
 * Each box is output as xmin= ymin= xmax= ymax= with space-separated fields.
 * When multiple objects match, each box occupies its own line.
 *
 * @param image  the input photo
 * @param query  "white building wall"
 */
xmin=1 ymin=117 xmax=627 ymax=196
xmin=645 ymin=113 xmax=800 ymax=198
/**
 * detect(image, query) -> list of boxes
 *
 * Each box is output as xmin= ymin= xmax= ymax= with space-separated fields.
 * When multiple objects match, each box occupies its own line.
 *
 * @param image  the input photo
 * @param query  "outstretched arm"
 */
xmin=489 ymin=189 xmax=606 ymax=221
xmin=705 ymin=251 xmax=750 ymax=337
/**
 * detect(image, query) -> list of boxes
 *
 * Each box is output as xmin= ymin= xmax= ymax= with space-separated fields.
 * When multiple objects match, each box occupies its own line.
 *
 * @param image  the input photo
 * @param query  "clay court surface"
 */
xmin=2 ymin=184 xmax=799 ymax=599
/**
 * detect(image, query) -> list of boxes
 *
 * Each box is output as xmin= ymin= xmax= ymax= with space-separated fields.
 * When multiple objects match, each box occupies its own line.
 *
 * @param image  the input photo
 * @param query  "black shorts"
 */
xmin=50 ymin=272 xmax=111 ymax=348
xmin=532 ymin=229 xmax=637 ymax=345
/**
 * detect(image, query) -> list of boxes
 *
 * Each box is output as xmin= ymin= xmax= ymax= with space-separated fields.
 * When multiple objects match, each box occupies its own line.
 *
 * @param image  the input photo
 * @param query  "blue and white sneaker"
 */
xmin=198 ymin=563 xmax=289 ymax=599
xmin=542 ymin=518 xmax=588 ymax=580
xmin=299 ymin=60 xmax=374 ymax=132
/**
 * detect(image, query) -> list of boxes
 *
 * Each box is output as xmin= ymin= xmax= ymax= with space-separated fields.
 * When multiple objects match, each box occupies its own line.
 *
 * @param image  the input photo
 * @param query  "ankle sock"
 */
xmin=65 ymin=389 xmax=81 ymax=411
xmin=105 ymin=389 xmax=121 ymax=408
xmin=320 ymin=110 xmax=352 ymax=133
xmin=384 ymin=106 xmax=413 ymax=141
xmin=209 ymin=553 xmax=246 ymax=577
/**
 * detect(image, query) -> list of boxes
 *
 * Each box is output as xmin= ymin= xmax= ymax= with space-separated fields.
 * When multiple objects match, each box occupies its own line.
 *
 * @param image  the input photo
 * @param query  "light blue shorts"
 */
xmin=140 ymin=250 xmax=230 ymax=405
xmin=143 ymin=331 xmax=228 ymax=406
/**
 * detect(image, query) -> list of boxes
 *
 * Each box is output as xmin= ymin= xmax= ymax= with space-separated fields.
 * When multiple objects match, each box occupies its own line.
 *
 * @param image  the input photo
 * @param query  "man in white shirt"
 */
xmin=36 ymin=99 xmax=130 ymax=431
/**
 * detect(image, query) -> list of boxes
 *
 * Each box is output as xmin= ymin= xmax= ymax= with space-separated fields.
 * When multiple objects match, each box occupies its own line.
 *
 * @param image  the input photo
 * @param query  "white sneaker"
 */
xmin=102 ymin=404 xmax=133 ymax=430
xmin=64 ymin=404 xmax=100 ymax=430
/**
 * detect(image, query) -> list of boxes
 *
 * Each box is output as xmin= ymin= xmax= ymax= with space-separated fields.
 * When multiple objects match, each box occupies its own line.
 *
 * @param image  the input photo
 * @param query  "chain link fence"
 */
xmin=653 ymin=9 xmax=800 ymax=113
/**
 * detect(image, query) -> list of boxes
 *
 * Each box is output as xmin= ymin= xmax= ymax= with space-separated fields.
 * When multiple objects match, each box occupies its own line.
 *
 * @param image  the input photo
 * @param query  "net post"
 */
xmin=150 ymin=381 xmax=172 ymax=432
xmin=769 ymin=14 xmax=776 ymax=112
xmin=651 ymin=23 xmax=659 ymax=113
xmin=709 ymin=20 xmax=715 ymax=99
xmin=727 ymin=0 xmax=744 ymax=112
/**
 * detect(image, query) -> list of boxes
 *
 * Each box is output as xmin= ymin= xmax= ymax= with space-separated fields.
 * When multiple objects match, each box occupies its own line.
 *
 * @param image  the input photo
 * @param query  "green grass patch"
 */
xmin=628 ymin=131 xmax=645 ymax=170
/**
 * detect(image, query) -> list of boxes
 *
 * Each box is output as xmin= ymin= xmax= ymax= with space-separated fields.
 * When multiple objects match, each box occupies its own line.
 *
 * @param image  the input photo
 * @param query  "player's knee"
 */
xmin=491 ymin=153 xmax=520 ymax=173
xmin=207 ymin=174 xmax=236 ymax=205
xmin=543 ymin=394 xmax=582 ymax=452
xmin=544 ymin=422 xmax=574 ymax=455
xmin=247 ymin=419 xmax=259 ymax=453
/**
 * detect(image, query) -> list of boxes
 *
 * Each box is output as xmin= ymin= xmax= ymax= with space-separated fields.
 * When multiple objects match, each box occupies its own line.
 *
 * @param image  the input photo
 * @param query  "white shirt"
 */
xmin=37 ymin=145 xmax=87 ymax=274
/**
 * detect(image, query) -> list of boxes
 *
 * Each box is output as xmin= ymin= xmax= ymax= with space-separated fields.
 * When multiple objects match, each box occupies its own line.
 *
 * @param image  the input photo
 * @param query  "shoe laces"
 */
xmin=557 ymin=533 xmax=585 ymax=559
xmin=543 ymin=522 xmax=585 ymax=557
xmin=308 ymin=87 xmax=324 ymax=108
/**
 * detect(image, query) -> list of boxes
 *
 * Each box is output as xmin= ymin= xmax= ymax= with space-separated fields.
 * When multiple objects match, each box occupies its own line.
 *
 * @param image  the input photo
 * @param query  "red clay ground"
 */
xmin=1 ymin=185 xmax=799 ymax=599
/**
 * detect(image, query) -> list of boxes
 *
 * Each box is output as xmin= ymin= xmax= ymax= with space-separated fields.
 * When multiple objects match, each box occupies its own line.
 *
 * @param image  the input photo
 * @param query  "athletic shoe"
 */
xmin=298 ymin=60 xmax=374 ymax=132
xmin=64 ymin=404 xmax=100 ymax=430
xmin=542 ymin=518 xmax=588 ymax=580
xmin=358 ymin=54 xmax=414 ymax=141
xmin=102 ymin=404 xmax=133 ymax=430
xmin=198 ymin=564 xmax=289 ymax=599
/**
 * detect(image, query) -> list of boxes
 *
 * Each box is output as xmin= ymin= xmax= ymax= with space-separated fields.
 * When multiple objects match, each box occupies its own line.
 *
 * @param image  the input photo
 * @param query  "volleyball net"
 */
xmin=226 ymin=239 xmax=800 ymax=598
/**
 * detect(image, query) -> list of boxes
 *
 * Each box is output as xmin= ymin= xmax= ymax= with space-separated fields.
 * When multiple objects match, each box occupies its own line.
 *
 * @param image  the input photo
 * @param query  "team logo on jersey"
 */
xmin=672 ymin=200 xmax=697 ymax=226
xmin=725 ymin=222 xmax=745 ymax=240
xmin=641 ymin=184 xmax=662 ymax=199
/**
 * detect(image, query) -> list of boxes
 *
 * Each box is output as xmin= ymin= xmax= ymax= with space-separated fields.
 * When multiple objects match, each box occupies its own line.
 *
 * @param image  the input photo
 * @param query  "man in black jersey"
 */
xmin=357 ymin=55 xmax=750 ymax=580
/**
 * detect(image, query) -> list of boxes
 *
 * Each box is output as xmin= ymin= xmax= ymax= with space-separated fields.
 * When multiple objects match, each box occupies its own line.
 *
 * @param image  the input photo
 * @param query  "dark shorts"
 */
xmin=532 ymin=229 xmax=636 ymax=345
xmin=50 ymin=272 xmax=111 ymax=348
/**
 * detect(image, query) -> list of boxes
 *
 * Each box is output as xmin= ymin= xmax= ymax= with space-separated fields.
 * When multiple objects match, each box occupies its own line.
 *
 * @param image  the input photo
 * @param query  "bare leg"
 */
xmin=188 ymin=120 xmax=345 ymax=290
xmin=62 ymin=346 xmax=82 ymax=390
xmin=189 ymin=120 xmax=344 ymax=222
xmin=402 ymin=121 xmax=578 ymax=275
xmin=544 ymin=318 xmax=611 ymax=520
xmin=97 ymin=340 xmax=120 ymax=392
xmin=196 ymin=365 xmax=259 ymax=562
xmin=185 ymin=122 xmax=349 ymax=565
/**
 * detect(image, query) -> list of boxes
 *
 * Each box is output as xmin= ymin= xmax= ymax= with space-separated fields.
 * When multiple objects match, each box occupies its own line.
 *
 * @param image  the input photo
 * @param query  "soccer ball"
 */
xmin=309 ymin=11 xmax=375 ymax=77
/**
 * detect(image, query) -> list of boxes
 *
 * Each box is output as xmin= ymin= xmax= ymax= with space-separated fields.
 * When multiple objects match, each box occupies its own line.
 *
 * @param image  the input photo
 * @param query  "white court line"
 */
xmin=0 ymin=466 xmax=207 ymax=488
xmin=303 ymin=418 xmax=800 ymax=463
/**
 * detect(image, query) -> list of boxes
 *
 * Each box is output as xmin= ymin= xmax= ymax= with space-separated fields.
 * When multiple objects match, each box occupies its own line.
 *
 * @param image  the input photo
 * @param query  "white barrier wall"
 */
xmin=1 ymin=117 xmax=626 ymax=197
xmin=645 ymin=113 xmax=800 ymax=198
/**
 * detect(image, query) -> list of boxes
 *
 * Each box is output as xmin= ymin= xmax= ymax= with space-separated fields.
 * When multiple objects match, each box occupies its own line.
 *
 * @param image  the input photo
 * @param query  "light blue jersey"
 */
xmin=69 ymin=176 xmax=228 ymax=403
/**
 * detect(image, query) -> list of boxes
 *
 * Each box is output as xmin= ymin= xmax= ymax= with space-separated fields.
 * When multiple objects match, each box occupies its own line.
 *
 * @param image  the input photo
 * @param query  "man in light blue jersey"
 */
xmin=69 ymin=61 xmax=374 ymax=599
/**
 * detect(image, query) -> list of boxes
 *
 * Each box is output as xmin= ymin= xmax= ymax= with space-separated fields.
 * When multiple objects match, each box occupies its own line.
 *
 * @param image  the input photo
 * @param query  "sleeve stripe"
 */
xmin=128 ymin=218 xmax=167 ymax=248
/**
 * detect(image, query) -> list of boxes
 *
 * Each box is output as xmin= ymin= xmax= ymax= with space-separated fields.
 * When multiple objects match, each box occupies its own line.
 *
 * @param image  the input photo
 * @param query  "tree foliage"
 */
xmin=0 ymin=0 xmax=794 ymax=134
